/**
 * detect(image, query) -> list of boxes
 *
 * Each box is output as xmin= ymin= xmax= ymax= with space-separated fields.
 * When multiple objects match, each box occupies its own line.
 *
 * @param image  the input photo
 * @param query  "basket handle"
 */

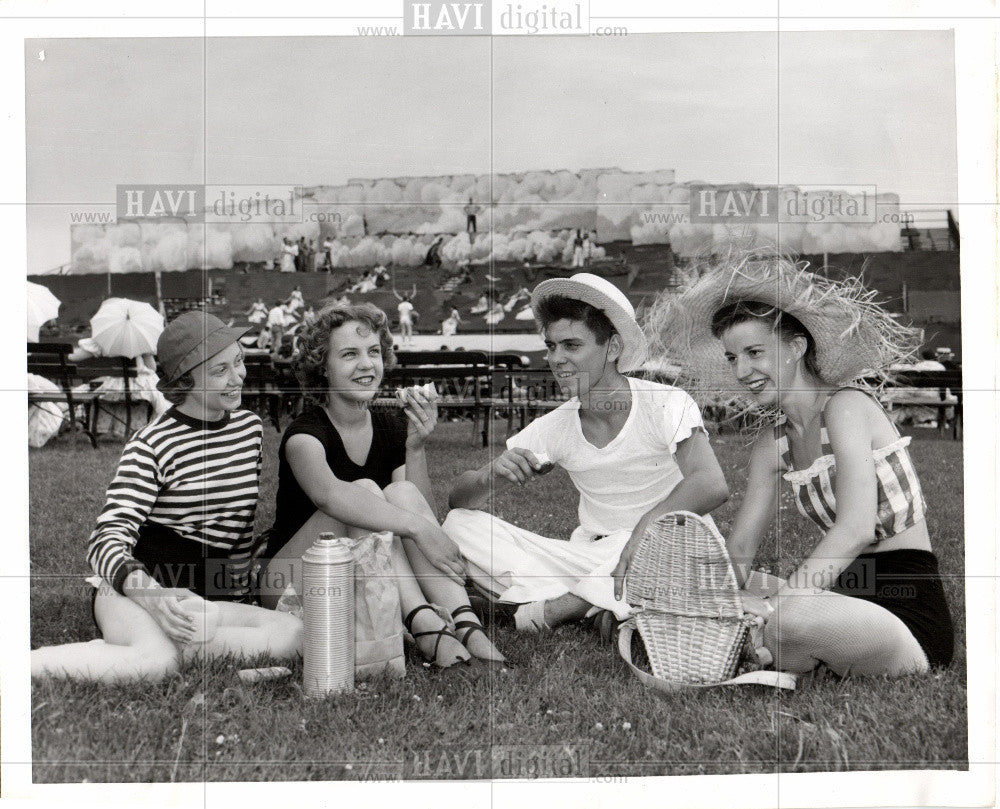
xmin=617 ymin=620 xmax=797 ymax=692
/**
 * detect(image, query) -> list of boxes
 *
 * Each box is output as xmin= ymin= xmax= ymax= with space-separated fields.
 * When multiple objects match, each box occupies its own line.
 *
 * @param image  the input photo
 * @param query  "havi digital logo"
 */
xmin=404 ymin=1 xmax=491 ymax=35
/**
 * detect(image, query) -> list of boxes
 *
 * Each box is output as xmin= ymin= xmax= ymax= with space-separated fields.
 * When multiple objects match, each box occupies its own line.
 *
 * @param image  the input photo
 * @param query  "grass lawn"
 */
xmin=29 ymin=419 xmax=967 ymax=782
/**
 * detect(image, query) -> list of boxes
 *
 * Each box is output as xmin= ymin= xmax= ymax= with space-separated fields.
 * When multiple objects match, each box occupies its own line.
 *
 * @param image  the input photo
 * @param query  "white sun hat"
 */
xmin=530 ymin=273 xmax=647 ymax=372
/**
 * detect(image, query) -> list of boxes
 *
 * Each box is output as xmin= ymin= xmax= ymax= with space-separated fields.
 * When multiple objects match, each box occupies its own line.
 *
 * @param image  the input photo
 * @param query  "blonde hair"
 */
xmin=293 ymin=302 xmax=396 ymax=405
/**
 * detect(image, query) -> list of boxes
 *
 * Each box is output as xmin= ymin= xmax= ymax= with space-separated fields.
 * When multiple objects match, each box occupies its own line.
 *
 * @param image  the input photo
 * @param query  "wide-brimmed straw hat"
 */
xmin=647 ymin=255 xmax=919 ymax=396
xmin=531 ymin=273 xmax=647 ymax=372
xmin=157 ymin=311 xmax=250 ymax=383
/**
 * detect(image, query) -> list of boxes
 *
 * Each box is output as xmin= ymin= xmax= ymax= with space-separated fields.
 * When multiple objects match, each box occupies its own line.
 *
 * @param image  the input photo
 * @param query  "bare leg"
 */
xmin=384 ymin=480 xmax=505 ymax=661
xmin=764 ymin=588 xmax=929 ymax=676
xmin=542 ymin=593 xmax=591 ymax=627
xmin=182 ymin=601 xmax=302 ymax=663
xmin=259 ymin=509 xmax=348 ymax=609
xmin=509 ymin=593 xmax=592 ymax=633
xmin=31 ymin=588 xmax=179 ymax=683
xmin=262 ymin=481 xmax=468 ymax=666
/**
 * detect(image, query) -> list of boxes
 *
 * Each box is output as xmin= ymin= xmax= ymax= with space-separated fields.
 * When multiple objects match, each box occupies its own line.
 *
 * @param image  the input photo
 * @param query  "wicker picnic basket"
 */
xmin=624 ymin=511 xmax=756 ymax=686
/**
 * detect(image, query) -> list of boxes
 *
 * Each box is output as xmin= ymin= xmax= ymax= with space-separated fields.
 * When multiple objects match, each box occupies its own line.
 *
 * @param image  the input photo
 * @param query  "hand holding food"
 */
xmin=400 ymin=382 xmax=440 ymax=447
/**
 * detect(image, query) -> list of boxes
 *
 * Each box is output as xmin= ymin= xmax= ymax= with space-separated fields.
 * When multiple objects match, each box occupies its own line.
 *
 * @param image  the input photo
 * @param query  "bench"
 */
xmin=75 ymin=356 xmax=144 ymax=439
xmin=484 ymin=352 xmax=531 ymax=437
xmin=242 ymin=354 xmax=285 ymax=431
xmin=503 ymin=366 xmax=571 ymax=432
xmin=880 ymin=369 xmax=962 ymax=439
xmin=27 ymin=342 xmax=98 ymax=448
xmin=384 ymin=350 xmax=494 ymax=446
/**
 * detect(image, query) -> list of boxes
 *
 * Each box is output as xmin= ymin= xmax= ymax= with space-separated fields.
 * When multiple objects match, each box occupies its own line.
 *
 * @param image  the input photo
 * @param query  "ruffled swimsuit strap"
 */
xmin=773 ymin=417 xmax=792 ymax=471
xmin=782 ymin=387 xmax=891 ymax=473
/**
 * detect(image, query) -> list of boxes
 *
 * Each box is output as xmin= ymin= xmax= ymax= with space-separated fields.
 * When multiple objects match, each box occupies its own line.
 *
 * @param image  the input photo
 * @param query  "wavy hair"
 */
xmin=533 ymin=295 xmax=615 ymax=344
xmin=293 ymin=302 xmax=396 ymax=405
xmin=156 ymin=370 xmax=195 ymax=406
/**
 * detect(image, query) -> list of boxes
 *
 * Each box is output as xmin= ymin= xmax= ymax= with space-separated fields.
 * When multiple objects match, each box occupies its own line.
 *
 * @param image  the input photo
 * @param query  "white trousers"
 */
xmin=441 ymin=508 xmax=633 ymax=619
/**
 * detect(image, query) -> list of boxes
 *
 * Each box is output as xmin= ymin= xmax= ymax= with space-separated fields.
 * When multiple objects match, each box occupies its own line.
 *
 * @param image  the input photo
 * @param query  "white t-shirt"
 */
xmin=397 ymin=301 xmax=414 ymax=324
xmin=506 ymin=375 xmax=706 ymax=538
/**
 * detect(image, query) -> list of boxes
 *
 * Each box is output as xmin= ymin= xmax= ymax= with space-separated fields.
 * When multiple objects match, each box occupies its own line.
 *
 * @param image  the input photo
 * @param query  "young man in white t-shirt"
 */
xmin=444 ymin=273 xmax=729 ymax=633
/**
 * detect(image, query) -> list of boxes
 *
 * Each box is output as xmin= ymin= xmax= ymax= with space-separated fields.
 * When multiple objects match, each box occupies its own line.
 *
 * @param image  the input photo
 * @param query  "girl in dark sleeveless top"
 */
xmin=650 ymin=256 xmax=954 ymax=675
xmin=260 ymin=303 xmax=507 ymax=668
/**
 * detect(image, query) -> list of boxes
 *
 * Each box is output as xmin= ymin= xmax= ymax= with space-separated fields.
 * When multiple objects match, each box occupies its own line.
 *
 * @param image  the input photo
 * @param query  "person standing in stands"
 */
xmin=280 ymin=237 xmax=298 ymax=273
xmin=464 ymin=198 xmax=481 ymax=234
xmin=393 ymin=284 xmax=418 ymax=347
xmin=266 ymin=300 xmax=286 ymax=357
xmin=322 ymin=236 xmax=336 ymax=271
xmin=571 ymin=230 xmax=585 ymax=268
xmin=295 ymin=237 xmax=308 ymax=273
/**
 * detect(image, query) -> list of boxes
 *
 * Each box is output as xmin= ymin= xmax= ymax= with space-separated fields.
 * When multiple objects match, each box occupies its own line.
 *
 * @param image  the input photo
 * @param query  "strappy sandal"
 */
xmin=452 ymin=605 xmax=514 ymax=668
xmin=403 ymin=604 xmax=469 ymax=669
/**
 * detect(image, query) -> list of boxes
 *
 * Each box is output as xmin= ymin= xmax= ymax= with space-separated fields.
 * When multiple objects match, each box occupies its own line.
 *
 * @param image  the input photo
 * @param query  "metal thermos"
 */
xmin=302 ymin=533 xmax=355 ymax=697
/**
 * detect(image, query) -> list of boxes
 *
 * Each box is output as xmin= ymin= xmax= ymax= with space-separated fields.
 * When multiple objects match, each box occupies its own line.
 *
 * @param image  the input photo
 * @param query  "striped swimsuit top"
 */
xmin=774 ymin=395 xmax=927 ymax=541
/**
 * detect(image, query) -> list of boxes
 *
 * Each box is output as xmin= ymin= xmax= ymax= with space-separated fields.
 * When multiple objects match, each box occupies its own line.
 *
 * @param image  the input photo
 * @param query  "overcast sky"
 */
xmin=24 ymin=31 xmax=957 ymax=273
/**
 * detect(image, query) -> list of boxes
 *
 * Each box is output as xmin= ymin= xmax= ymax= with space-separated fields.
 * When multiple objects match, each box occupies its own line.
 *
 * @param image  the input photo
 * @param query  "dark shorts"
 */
xmin=89 ymin=522 xmax=257 ymax=635
xmin=831 ymin=549 xmax=955 ymax=668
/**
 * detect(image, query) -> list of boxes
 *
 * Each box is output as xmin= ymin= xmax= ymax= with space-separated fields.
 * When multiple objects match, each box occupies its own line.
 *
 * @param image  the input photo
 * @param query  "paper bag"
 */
xmin=349 ymin=531 xmax=406 ymax=679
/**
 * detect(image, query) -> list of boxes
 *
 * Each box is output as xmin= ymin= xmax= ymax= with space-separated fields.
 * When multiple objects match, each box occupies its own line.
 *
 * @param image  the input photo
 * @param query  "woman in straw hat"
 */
xmin=649 ymin=255 xmax=954 ymax=675
xmin=31 ymin=312 xmax=302 ymax=682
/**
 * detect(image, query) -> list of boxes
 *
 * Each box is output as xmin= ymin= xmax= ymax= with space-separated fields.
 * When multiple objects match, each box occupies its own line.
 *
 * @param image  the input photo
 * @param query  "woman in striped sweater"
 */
xmin=31 ymin=312 xmax=301 ymax=682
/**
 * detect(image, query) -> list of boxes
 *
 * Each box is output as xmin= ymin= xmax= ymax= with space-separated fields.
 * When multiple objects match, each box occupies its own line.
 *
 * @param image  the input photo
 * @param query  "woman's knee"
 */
xmin=134 ymin=639 xmax=182 ymax=681
xmin=383 ymin=480 xmax=427 ymax=510
xmin=354 ymin=478 xmax=385 ymax=497
xmin=263 ymin=611 xmax=303 ymax=659
xmin=763 ymin=597 xmax=826 ymax=652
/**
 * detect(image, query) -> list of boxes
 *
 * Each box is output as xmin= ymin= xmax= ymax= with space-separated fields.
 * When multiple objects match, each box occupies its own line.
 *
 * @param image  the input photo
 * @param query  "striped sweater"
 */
xmin=86 ymin=407 xmax=263 ymax=600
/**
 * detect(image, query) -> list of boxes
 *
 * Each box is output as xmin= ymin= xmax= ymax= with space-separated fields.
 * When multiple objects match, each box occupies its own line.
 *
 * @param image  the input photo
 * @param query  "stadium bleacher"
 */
xmin=27 ymin=242 xmax=961 ymax=358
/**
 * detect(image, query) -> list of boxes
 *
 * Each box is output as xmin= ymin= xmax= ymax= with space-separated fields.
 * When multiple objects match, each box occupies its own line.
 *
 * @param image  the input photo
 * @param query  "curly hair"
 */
xmin=294 ymin=302 xmax=396 ymax=405
xmin=533 ymin=295 xmax=614 ymax=344
xmin=157 ymin=370 xmax=195 ymax=406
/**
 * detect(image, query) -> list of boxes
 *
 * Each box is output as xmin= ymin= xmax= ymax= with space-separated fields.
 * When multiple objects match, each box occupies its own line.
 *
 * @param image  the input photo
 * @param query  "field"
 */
xmin=29 ymin=420 xmax=967 ymax=782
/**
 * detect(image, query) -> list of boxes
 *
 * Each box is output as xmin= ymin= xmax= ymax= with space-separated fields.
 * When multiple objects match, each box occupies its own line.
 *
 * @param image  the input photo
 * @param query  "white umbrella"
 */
xmin=27 ymin=281 xmax=61 ymax=341
xmin=90 ymin=298 xmax=164 ymax=359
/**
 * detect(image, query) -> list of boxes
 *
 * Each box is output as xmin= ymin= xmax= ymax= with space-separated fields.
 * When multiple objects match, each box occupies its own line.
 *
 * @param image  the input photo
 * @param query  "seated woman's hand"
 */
xmin=410 ymin=521 xmax=466 ymax=584
xmin=401 ymin=384 xmax=439 ymax=449
xmin=740 ymin=593 xmax=774 ymax=620
xmin=128 ymin=584 xmax=199 ymax=645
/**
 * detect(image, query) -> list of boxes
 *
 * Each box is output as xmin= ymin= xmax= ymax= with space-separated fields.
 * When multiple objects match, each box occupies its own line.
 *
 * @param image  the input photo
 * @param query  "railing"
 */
xmin=899 ymin=209 xmax=958 ymax=251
